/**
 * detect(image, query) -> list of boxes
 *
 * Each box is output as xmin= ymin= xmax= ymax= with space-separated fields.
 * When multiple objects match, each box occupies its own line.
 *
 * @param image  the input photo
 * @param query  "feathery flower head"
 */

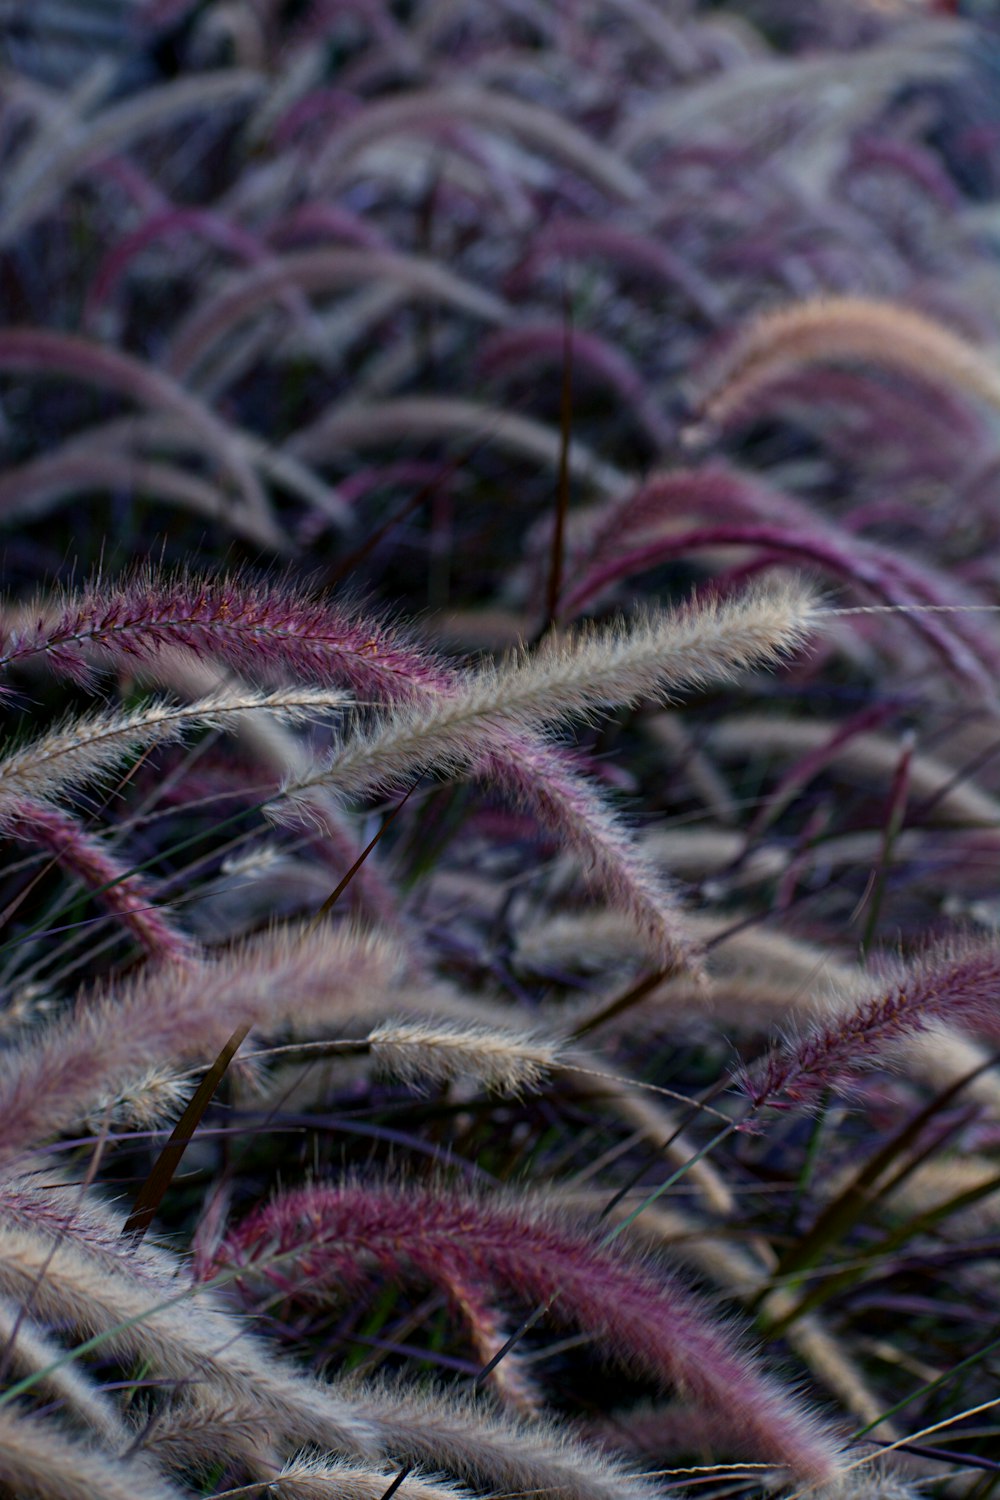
xmin=213 ymin=1180 xmax=849 ymax=1486
xmin=743 ymin=936 xmax=1000 ymax=1107
xmin=0 ymin=569 xmax=446 ymax=701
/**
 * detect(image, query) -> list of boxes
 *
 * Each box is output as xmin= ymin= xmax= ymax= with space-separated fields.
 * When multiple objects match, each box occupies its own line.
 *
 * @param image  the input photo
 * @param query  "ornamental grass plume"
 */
xmin=691 ymin=296 xmax=1000 ymax=437
xmin=2 ymin=571 xmax=817 ymax=970
xmin=211 ymin=1181 xmax=849 ymax=1488
xmin=0 ymin=69 xmax=266 ymax=247
xmin=277 ymin=579 xmax=819 ymax=967
xmin=229 ymin=1457 xmax=479 ymax=1500
xmin=286 ymin=394 xmax=626 ymax=496
xmin=282 ymin=580 xmax=821 ymax=805
xmin=0 ymin=798 xmax=195 ymax=963
xmin=308 ymin=84 xmax=648 ymax=202
xmin=558 ymin=518 xmax=1000 ymax=699
xmin=506 ymin=217 xmax=725 ymax=322
xmin=366 ymin=1018 xmax=559 ymax=1095
xmin=0 ymin=330 xmax=274 ymax=536
xmin=572 ymin=1194 xmax=898 ymax=1441
xmin=614 ymin=27 xmax=963 ymax=156
xmin=743 ymin=937 xmax=1000 ymax=1107
xmin=224 ymin=576 xmax=813 ymax=969
xmin=164 ymin=248 xmax=510 ymax=379
xmin=0 ymin=572 xmax=444 ymax=701
xmin=0 ymin=1406 xmax=186 ymax=1500
xmin=133 ymin=645 xmax=402 ymax=926
xmin=519 ymin=904 xmax=1000 ymax=1112
xmin=476 ymin=734 xmax=697 ymax=971
xmin=0 ymin=449 xmax=279 ymax=543
xmin=476 ymin=324 xmax=674 ymax=449
xmin=0 ymin=1296 xmax=127 ymax=1447
xmin=0 ymin=685 xmax=349 ymax=814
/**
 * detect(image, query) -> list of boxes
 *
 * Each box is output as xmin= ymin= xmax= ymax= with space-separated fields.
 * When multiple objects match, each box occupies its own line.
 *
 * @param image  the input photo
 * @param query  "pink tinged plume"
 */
xmin=276 ymin=582 xmax=819 ymax=971
xmin=266 ymin=202 xmax=390 ymax=251
xmin=0 ymin=573 xmax=448 ymax=702
xmin=270 ymin=89 xmax=361 ymax=149
xmin=436 ymin=1267 xmax=544 ymax=1415
xmin=0 ymin=449 xmax=276 ymax=549
xmin=0 ymin=575 xmax=677 ymax=956
xmin=726 ymin=364 xmax=987 ymax=479
xmin=0 ymin=799 xmax=195 ymax=963
xmin=211 ymin=1183 xmax=848 ymax=1488
xmin=89 ymin=157 xmax=167 ymax=215
xmin=2 ymin=573 xmax=805 ymax=974
xmin=743 ymin=938 xmax=1000 ymax=1108
xmin=163 ymin=248 xmax=508 ymax=381
xmin=307 ymin=86 xmax=647 ymax=205
xmin=843 ymin=137 xmax=963 ymax=213
xmin=0 ymin=70 xmax=266 ymax=249
xmin=689 ymin=296 xmax=1000 ymax=438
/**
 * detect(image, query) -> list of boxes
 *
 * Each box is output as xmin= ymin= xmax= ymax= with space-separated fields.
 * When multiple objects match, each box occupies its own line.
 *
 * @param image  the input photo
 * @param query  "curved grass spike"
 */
xmin=0 ymin=913 xmax=575 ymax=1160
xmin=309 ymin=84 xmax=648 ymax=202
xmin=275 ymin=579 xmax=820 ymax=967
xmin=138 ymin=647 xmax=401 ymax=926
xmin=0 ymin=799 xmax=195 ymax=963
xmin=742 ymin=937 xmax=1000 ymax=1108
xmin=477 ymin=323 xmax=673 ymax=450
xmin=211 ymin=1181 xmax=849 ymax=1487
xmin=691 ymin=295 xmax=1000 ymax=436
xmin=0 ymin=449 xmax=280 ymax=547
xmin=0 ymin=921 xmax=403 ymax=1159
xmin=286 ymin=395 xmax=626 ymax=496
xmin=0 ymin=1297 xmax=127 ymax=1446
xmin=165 ymin=248 xmax=509 ymax=381
xmin=558 ymin=520 xmax=999 ymax=698
xmin=507 ymin=217 xmax=725 ymax=322
xmin=84 ymin=204 xmax=313 ymax=330
xmin=564 ymin=464 xmax=799 ymax=600
xmin=0 ymin=70 xmax=265 ymax=247
xmin=0 ymin=1406 xmax=187 ymax=1500
xmin=0 ymin=686 xmax=350 ymax=818
xmin=0 ymin=571 xmax=444 ymax=701
xmin=28 ymin=409 xmax=353 ymax=528
xmin=616 ymin=31 xmax=962 ymax=156
xmin=571 ymin=1195 xmax=897 ymax=1440
xmin=281 ymin=580 xmax=822 ymax=806
xmin=0 ymin=4 xmax=992 ymax=1493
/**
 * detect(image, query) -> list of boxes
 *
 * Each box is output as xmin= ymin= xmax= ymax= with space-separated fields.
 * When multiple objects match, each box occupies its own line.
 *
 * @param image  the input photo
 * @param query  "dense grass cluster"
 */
xmin=2 ymin=1 xmax=1000 ymax=1497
